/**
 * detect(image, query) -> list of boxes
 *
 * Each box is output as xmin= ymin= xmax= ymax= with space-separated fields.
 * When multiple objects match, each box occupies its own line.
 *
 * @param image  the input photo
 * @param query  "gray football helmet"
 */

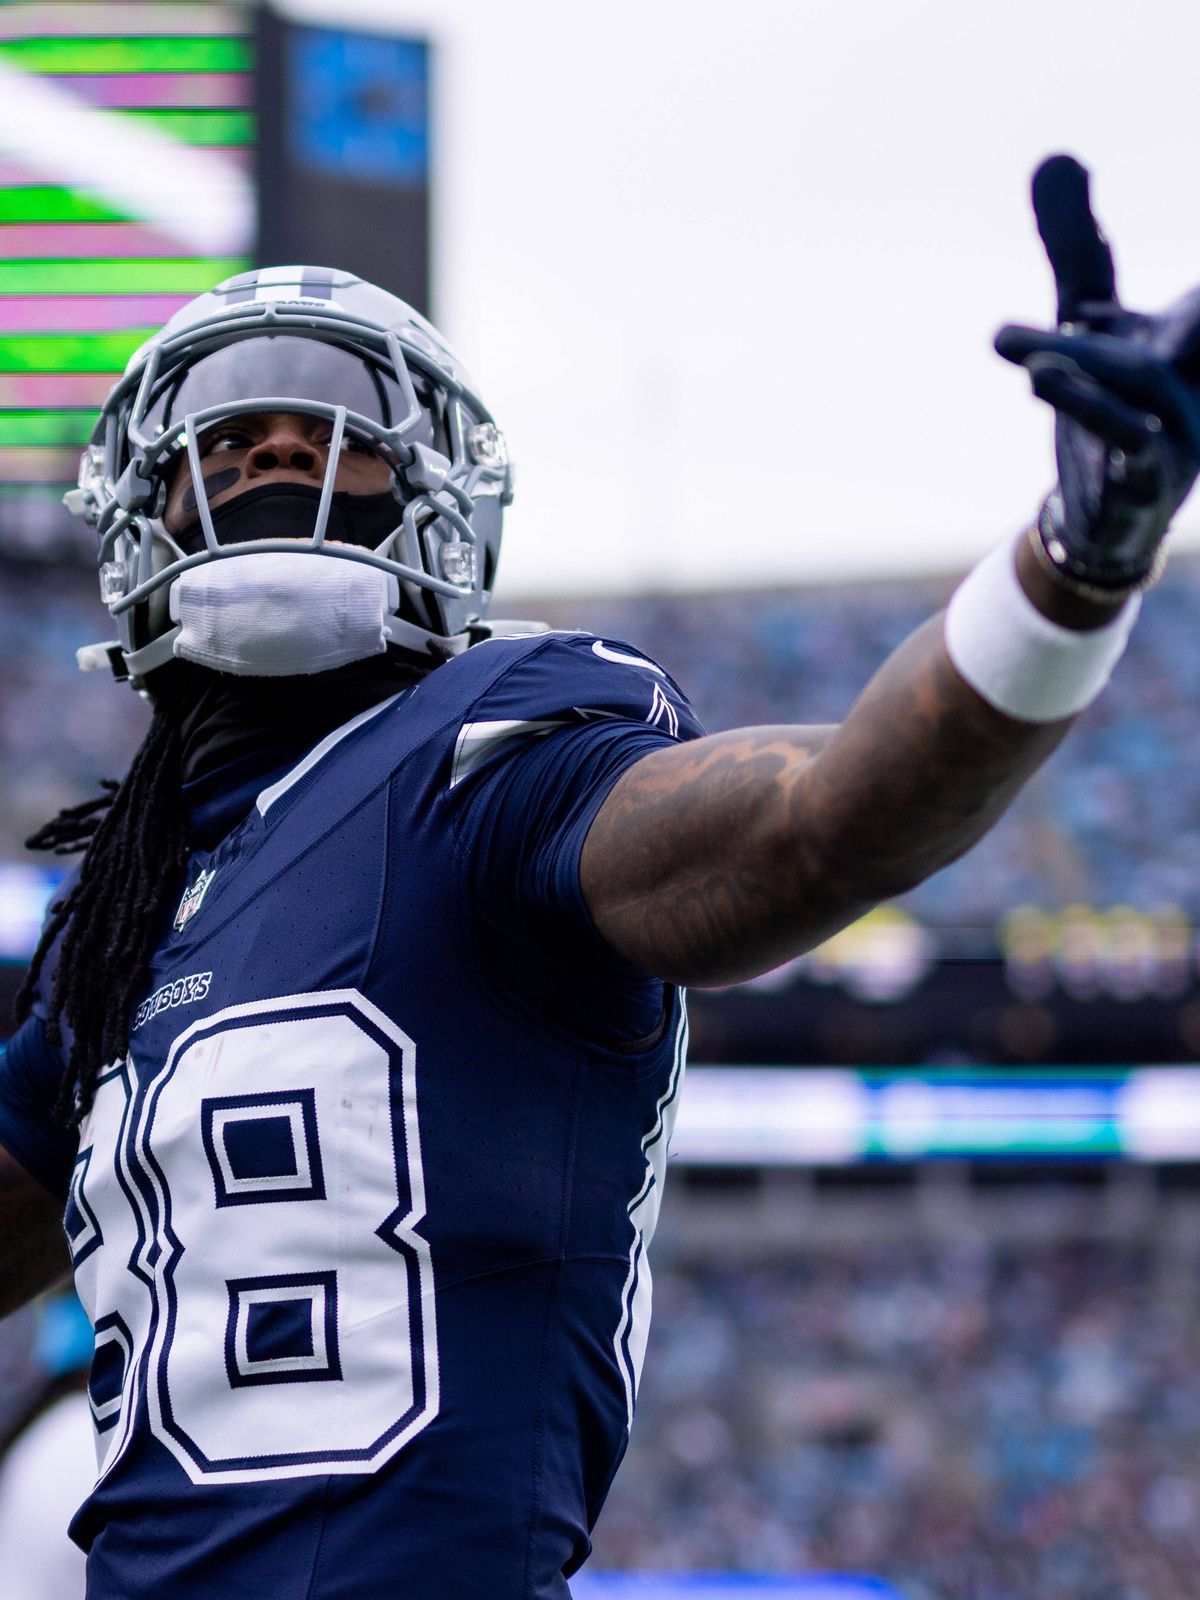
xmin=67 ymin=266 xmax=514 ymax=685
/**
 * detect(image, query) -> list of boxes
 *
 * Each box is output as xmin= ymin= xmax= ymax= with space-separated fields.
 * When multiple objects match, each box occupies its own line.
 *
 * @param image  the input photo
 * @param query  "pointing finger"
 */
xmin=1031 ymin=154 xmax=1117 ymax=323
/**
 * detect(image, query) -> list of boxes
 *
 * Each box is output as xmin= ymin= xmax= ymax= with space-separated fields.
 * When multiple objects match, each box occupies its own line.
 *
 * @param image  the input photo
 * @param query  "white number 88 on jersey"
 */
xmin=69 ymin=992 xmax=439 ymax=1486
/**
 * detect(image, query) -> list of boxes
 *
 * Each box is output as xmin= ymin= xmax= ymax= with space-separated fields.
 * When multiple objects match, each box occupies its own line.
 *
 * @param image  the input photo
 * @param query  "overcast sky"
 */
xmin=281 ymin=0 xmax=1200 ymax=599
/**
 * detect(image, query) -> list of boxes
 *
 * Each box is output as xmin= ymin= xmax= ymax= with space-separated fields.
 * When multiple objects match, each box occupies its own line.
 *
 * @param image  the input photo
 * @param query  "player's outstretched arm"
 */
xmin=583 ymin=155 xmax=1200 ymax=987
xmin=582 ymin=543 xmax=1118 ymax=985
xmin=0 ymin=1145 xmax=70 ymax=1317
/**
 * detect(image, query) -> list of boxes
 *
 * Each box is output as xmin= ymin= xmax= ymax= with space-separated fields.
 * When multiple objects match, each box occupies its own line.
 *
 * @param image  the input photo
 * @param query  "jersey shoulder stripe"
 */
xmin=439 ymin=631 xmax=703 ymax=793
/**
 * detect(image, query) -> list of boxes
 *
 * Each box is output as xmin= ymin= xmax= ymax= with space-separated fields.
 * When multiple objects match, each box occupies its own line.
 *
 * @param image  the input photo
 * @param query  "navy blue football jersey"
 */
xmin=0 ymin=632 xmax=704 ymax=1599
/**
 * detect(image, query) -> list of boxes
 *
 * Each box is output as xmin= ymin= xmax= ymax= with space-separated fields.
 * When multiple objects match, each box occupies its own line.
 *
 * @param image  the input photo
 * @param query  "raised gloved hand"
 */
xmin=995 ymin=154 xmax=1200 ymax=592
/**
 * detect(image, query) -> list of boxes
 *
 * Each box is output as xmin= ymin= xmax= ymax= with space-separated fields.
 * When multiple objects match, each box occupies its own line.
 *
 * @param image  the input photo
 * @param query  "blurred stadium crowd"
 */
xmin=0 ymin=562 xmax=146 ymax=862
xmin=593 ymin=1233 xmax=1200 ymax=1600
xmin=1 ymin=547 xmax=1197 ymax=931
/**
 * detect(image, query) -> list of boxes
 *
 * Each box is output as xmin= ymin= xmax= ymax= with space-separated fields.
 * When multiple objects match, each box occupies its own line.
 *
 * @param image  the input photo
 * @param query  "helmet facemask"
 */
xmin=69 ymin=278 xmax=513 ymax=687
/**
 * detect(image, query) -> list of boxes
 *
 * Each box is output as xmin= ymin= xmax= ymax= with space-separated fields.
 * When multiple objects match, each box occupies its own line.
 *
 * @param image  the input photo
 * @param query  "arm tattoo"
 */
xmin=582 ymin=615 xmax=1069 ymax=985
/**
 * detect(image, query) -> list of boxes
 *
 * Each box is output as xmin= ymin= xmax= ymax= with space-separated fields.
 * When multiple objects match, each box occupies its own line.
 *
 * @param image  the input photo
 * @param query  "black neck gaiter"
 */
xmin=170 ymin=655 xmax=424 ymax=790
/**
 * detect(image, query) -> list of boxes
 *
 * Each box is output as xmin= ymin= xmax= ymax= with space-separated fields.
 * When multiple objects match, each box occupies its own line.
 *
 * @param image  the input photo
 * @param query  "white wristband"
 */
xmin=944 ymin=533 xmax=1140 ymax=723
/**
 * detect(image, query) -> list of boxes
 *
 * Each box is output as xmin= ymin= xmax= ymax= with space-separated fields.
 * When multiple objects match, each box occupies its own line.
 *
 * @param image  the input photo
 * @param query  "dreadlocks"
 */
xmin=13 ymin=651 xmax=430 ymax=1126
xmin=14 ymin=689 xmax=190 ymax=1125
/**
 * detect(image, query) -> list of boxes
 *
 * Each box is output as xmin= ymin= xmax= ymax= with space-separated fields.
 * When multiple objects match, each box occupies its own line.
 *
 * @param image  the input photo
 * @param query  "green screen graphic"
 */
xmin=0 ymin=1 xmax=254 ymax=518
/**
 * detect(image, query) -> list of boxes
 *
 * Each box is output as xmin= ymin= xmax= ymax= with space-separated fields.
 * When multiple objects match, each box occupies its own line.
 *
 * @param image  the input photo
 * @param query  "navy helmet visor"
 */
xmin=146 ymin=334 xmax=424 ymax=437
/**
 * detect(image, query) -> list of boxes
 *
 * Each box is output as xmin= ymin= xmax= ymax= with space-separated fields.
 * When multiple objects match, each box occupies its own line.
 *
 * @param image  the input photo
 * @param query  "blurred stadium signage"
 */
xmin=0 ymin=863 xmax=62 ymax=962
xmin=999 ymin=903 xmax=1193 ymax=1002
xmin=256 ymin=4 xmax=430 ymax=311
xmin=574 ymin=1577 xmax=906 ymax=1599
xmin=672 ymin=1067 xmax=1200 ymax=1165
xmin=0 ymin=1 xmax=433 ymax=561
xmin=740 ymin=903 xmax=1194 ymax=1005
xmin=0 ymin=1 xmax=254 ymax=555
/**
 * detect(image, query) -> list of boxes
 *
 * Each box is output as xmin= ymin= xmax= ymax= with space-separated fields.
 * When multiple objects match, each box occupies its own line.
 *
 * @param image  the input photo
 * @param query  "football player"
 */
xmin=0 ymin=156 xmax=1196 ymax=1598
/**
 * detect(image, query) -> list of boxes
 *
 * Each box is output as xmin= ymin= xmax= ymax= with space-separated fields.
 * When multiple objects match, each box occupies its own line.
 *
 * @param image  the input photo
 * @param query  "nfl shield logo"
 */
xmin=174 ymin=867 xmax=216 ymax=932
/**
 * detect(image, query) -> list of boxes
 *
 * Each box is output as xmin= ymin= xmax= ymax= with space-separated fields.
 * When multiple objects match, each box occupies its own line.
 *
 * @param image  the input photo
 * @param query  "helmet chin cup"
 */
xmin=67 ymin=267 xmax=512 ymax=688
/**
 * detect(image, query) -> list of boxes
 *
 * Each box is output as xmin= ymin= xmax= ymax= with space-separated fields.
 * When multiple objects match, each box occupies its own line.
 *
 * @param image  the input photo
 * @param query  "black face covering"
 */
xmin=172 ymin=650 xmax=421 ymax=849
xmin=161 ymin=481 xmax=428 ymax=824
xmin=173 ymin=652 xmax=423 ymax=806
xmin=164 ymin=480 xmax=421 ymax=794
xmin=175 ymin=480 xmax=404 ymax=557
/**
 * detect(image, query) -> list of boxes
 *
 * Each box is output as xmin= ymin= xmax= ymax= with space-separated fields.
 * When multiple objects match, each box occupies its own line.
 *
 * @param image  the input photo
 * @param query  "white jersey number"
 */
xmin=74 ymin=991 xmax=439 ymax=1485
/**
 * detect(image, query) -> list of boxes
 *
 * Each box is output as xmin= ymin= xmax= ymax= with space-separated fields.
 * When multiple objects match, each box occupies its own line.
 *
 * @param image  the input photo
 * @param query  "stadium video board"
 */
xmin=0 ymin=1 xmax=254 ymax=550
xmin=255 ymin=3 xmax=431 ymax=311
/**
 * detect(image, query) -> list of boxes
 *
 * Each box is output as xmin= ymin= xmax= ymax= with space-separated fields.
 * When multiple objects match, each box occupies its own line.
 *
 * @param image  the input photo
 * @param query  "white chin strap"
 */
xmin=168 ymin=551 xmax=400 ymax=677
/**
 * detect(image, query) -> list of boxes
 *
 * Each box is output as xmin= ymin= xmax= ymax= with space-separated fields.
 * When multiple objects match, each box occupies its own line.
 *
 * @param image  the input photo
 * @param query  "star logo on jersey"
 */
xmin=646 ymin=682 xmax=680 ymax=738
xmin=174 ymin=868 xmax=217 ymax=933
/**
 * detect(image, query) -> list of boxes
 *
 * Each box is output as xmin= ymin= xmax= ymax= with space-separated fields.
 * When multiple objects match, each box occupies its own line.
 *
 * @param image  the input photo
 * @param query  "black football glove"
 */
xmin=995 ymin=154 xmax=1200 ymax=591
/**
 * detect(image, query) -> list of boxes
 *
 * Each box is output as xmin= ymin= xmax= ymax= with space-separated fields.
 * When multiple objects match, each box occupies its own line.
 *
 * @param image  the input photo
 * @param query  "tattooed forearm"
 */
xmin=582 ymin=614 xmax=1070 ymax=985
